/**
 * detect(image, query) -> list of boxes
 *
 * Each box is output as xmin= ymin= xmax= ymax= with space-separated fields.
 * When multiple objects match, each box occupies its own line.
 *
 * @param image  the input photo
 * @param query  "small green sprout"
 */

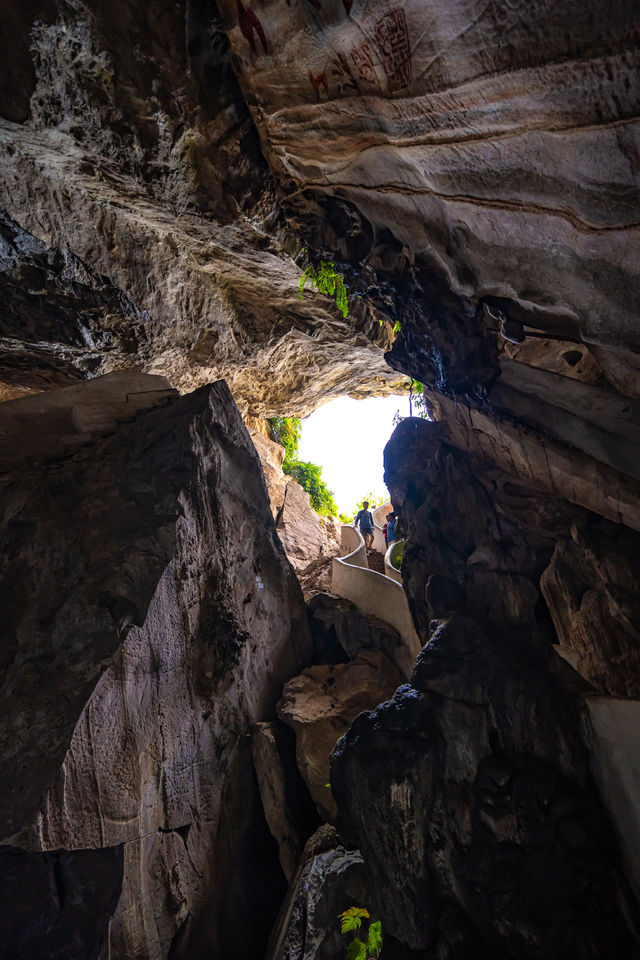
xmin=338 ymin=906 xmax=382 ymax=960
xmin=299 ymin=258 xmax=349 ymax=318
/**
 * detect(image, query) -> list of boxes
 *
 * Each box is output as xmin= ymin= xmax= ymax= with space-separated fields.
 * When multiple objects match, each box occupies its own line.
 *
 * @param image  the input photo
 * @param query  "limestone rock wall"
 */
xmin=0 ymin=376 xmax=312 ymax=960
xmin=217 ymin=0 xmax=640 ymax=396
xmin=329 ymin=419 xmax=640 ymax=957
xmin=247 ymin=423 xmax=340 ymax=572
xmin=0 ymin=0 xmax=405 ymax=412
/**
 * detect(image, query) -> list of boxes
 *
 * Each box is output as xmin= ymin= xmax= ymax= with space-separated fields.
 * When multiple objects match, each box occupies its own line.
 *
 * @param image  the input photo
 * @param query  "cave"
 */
xmin=1 ymin=1 xmax=640 ymax=958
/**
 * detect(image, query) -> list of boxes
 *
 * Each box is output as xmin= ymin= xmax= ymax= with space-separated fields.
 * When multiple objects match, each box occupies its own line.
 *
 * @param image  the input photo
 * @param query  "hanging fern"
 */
xmin=299 ymin=259 xmax=349 ymax=318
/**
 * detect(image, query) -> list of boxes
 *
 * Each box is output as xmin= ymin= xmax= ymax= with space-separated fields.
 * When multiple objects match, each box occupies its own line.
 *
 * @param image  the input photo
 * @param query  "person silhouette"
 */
xmin=354 ymin=500 xmax=375 ymax=550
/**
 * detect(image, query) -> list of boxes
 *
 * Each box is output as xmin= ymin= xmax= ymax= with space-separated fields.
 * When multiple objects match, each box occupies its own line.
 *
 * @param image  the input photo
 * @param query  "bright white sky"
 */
xmin=298 ymin=394 xmax=410 ymax=516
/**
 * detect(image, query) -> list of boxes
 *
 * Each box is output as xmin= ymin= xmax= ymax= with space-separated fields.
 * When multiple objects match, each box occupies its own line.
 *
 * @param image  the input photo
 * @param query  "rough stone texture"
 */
xmin=324 ymin=416 xmax=640 ymax=956
xmin=541 ymin=519 xmax=640 ymax=697
xmin=0 ymin=375 xmax=312 ymax=960
xmin=218 ymin=0 xmax=640 ymax=400
xmin=383 ymin=417 xmax=575 ymax=651
xmin=308 ymin=591 xmax=405 ymax=673
xmin=278 ymin=650 xmax=401 ymax=821
xmin=252 ymin=720 xmax=321 ymax=883
xmin=0 ymin=368 xmax=177 ymax=472
xmin=2 ymin=1 xmax=640 ymax=957
xmin=275 ymin=479 xmax=338 ymax=571
xmin=332 ymin=613 xmax=640 ymax=959
xmin=0 ymin=1 xmax=405 ymax=413
xmin=272 ymin=841 xmax=371 ymax=960
xmin=247 ymin=422 xmax=340 ymax=571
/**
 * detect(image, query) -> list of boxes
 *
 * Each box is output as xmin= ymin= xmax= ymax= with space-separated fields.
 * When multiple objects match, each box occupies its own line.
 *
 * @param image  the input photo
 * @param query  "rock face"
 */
xmin=247 ymin=423 xmax=340 ymax=571
xmin=308 ymin=591 xmax=405 ymax=674
xmin=541 ymin=521 xmax=640 ymax=697
xmin=0 ymin=375 xmax=312 ymax=959
xmin=217 ymin=0 xmax=640 ymax=398
xmin=271 ymin=837 xmax=371 ymax=960
xmin=0 ymin=0 xmax=405 ymax=412
xmin=0 ymin=844 xmax=124 ymax=960
xmin=252 ymin=721 xmax=321 ymax=883
xmin=278 ymin=650 xmax=401 ymax=821
xmin=2 ymin=1 xmax=640 ymax=957
xmin=327 ymin=418 xmax=640 ymax=957
xmin=332 ymin=614 xmax=640 ymax=959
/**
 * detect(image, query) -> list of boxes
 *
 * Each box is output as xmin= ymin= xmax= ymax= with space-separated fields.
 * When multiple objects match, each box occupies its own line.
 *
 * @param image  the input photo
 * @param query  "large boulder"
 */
xmin=247 ymin=422 xmax=339 ymax=572
xmin=0 ymin=374 xmax=312 ymax=960
xmin=331 ymin=612 xmax=640 ymax=958
xmin=267 ymin=826 xmax=372 ymax=960
xmin=278 ymin=650 xmax=401 ymax=821
xmin=308 ymin=592 xmax=405 ymax=672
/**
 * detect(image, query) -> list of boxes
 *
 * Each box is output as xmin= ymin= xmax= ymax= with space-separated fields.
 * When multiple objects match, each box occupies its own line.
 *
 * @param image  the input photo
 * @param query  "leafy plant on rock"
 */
xmin=268 ymin=416 xmax=301 ymax=463
xmin=338 ymin=907 xmax=383 ymax=960
xmin=299 ymin=258 xmax=349 ymax=318
xmin=351 ymin=492 xmax=388 ymax=516
xmin=285 ymin=459 xmax=338 ymax=517
xmin=267 ymin=416 xmax=338 ymax=517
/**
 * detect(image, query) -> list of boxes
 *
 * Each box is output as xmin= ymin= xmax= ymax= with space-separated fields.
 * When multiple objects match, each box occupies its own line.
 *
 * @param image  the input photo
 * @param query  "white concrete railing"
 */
xmin=339 ymin=524 xmax=368 ymax=567
xmin=384 ymin=540 xmax=404 ymax=584
xmin=332 ymin=526 xmax=420 ymax=677
xmin=371 ymin=501 xmax=392 ymax=553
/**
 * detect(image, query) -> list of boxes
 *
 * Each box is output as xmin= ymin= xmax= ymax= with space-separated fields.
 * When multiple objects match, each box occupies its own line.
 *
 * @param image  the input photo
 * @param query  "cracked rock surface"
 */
xmin=1 ymin=376 xmax=312 ymax=960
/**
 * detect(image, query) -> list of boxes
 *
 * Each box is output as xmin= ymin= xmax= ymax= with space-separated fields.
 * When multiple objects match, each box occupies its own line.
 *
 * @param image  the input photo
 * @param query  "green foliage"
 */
xmin=346 ymin=939 xmax=366 ymax=960
xmin=299 ymin=258 xmax=349 ymax=318
xmin=268 ymin=415 xmax=337 ymax=516
xmin=339 ymin=512 xmax=351 ymax=524
xmin=285 ymin=459 xmax=338 ymax=517
xmin=411 ymin=379 xmax=429 ymax=418
xmin=391 ymin=541 xmax=404 ymax=571
xmin=350 ymin=492 xmax=388 ymax=517
xmin=268 ymin=416 xmax=301 ymax=461
xmin=339 ymin=907 xmax=369 ymax=934
xmin=339 ymin=908 xmax=382 ymax=960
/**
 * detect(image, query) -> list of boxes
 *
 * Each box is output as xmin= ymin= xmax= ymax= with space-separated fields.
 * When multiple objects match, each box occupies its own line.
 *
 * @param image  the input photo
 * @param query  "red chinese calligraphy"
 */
xmin=350 ymin=41 xmax=381 ymax=93
xmin=308 ymin=69 xmax=329 ymax=100
xmin=330 ymin=52 xmax=360 ymax=96
xmin=237 ymin=0 xmax=268 ymax=55
xmin=374 ymin=8 xmax=411 ymax=92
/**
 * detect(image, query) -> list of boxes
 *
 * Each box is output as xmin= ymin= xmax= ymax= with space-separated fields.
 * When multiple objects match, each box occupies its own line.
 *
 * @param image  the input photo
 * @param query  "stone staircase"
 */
xmin=366 ymin=549 xmax=385 ymax=575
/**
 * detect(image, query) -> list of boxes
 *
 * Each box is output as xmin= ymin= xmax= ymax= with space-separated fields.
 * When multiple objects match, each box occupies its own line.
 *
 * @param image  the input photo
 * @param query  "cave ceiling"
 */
xmin=0 ymin=0 xmax=639 ymax=515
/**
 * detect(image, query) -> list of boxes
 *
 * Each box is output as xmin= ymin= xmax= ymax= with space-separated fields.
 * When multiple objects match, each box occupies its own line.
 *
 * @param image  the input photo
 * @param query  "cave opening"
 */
xmin=296 ymin=393 xmax=409 ymax=517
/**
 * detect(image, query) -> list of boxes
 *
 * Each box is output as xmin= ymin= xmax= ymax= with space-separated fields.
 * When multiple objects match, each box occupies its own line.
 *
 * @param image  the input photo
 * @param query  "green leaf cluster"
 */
xmin=350 ymin=492 xmax=388 ymax=517
xmin=411 ymin=379 xmax=429 ymax=419
xmin=268 ymin=416 xmax=302 ymax=462
xmin=284 ymin=459 xmax=338 ymax=517
xmin=338 ymin=907 xmax=382 ymax=960
xmin=267 ymin=416 xmax=338 ymax=516
xmin=299 ymin=260 xmax=349 ymax=318
xmin=391 ymin=541 xmax=404 ymax=570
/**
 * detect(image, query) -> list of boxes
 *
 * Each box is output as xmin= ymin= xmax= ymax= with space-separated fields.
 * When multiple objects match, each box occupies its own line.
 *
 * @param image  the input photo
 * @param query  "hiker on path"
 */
xmin=386 ymin=513 xmax=397 ymax=544
xmin=384 ymin=512 xmax=394 ymax=547
xmin=354 ymin=501 xmax=375 ymax=550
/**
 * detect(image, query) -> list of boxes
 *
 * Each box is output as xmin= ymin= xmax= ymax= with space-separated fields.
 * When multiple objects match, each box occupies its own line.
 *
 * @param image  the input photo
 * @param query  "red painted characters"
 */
xmin=237 ymin=0 xmax=268 ymax=55
xmin=374 ymin=8 xmax=412 ymax=92
xmin=308 ymin=68 xmax=329 ymax=100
